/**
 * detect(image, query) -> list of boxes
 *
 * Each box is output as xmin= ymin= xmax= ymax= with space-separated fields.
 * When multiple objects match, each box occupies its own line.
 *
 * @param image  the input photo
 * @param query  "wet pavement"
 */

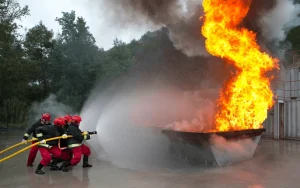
xmin=1 ymin=131 xmax=300 ymax=188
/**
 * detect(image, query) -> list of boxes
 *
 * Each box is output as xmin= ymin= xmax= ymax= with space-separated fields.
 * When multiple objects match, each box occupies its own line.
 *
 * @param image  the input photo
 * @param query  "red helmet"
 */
xmin=71 ymin=115 xmax=82 ymax=124
xmin=53 ymin=117 xmax=65 ymax=126
xmin=63 ymin=114 xmax=72 ymax=123
xmin=41 ymin=113 xmax=51 ymax=121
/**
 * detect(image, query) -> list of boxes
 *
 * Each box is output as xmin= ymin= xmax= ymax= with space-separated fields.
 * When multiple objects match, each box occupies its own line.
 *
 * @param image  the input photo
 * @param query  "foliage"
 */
xmin=286 ymin=26 xmax=300 ymax=51
xmin=23 ymin=21 xmax=55 ymax=99
xmin=101 ymin=38 xmax=136 ymax=82
xmin=51 ymin=11 xmax=103 ymax=110
xmin=0 ymin=0 xmax=30 ymax=127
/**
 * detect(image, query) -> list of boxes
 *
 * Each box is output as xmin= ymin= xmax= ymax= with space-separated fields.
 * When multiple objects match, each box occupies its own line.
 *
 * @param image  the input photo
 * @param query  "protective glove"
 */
xmin=40 ymin=140 xmax=46 ymax=144
xmin=83 ymin=131 xmax=88 ymax=135
xmin=62 ymin=134 xmax=68 ymax=139
xmin=22 ymin=139 xmax=27 ymax=144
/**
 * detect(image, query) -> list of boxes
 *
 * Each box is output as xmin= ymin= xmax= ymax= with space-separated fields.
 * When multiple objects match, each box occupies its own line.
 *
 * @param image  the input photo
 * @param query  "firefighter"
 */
xmin=34 ymin=118 xmax=67 ymax=175
xmin=22 ymin=113 xmax=51 ymax=167
xmin=60 ymin=115 xmax=91 ymax=172
xmin=63 ymin=114 xmax=92 ymax=168
xmin=63 ymin=114 xmax=72 ymax=130
xmin=81 ymin=144 xmax=92 ymax=168
xmin=55 ymin=117 xmax=68 ymax=138
xmin=57 ymin=116 xmax=72 ymax=163
xmin=47 ymin=115 xmax=72 ymax=166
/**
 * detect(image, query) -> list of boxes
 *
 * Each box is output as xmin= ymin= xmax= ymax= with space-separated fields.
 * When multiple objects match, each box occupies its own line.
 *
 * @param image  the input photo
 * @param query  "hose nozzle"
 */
xmin=88 ymin=131 xmax=97 ymax=135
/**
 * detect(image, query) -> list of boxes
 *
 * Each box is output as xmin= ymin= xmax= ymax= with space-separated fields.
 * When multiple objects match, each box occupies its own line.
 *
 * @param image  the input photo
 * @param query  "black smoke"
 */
xmin=97 ymin=0 xmax=298 ymax=57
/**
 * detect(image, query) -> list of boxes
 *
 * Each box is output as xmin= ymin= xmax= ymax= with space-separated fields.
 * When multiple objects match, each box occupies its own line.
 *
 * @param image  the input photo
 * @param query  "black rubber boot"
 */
xmin=56 ymin=158 xmax=63 ymax=164
xmin=60 ymin=161 xmax=71 ymax=172
xmin=82 ymin=156 xmax=92 ymax=168
xmin=47 ymin=161 xmax=52 ymax=166
xmin=35 ymin=163 xmax=45 ymax=175
xmin=50 ymin=158 xmax=59 ymax=171
xmin=47 ymin=156 xmax=54 ymax=166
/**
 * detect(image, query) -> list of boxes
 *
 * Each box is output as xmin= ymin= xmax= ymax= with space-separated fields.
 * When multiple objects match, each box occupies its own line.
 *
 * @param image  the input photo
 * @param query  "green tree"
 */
xmin=102 ymin=38 xmax=136 ymax=82
xmin=0 ymin=0 xmax=30 ymax=126
xmin=286 ymin=26 xmax=300 ymax=51
xmin=51 ymin=11 xmax=102 ymax=110
xmin=24 ymin=21 xmax=55 ymax=99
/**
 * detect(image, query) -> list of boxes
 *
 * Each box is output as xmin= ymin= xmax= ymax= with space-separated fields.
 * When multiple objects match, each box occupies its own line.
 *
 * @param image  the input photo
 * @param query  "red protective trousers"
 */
xmin=81 ymin=144 xmax=91 ymax=156
xmin=26 ymin=141 xmax=38 ymax=166
xmin=70 ymin=147 xmax=82 ymax=166
xmin=60 ymin=149 xmax=72 ymax=161
xmin=39 ymin=146 xmax=62 ymax=166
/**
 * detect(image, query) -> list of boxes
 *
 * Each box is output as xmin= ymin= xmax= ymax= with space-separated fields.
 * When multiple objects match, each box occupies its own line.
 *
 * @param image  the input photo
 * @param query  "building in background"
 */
xmin=264 ymin=50 xmax=300 ymax=139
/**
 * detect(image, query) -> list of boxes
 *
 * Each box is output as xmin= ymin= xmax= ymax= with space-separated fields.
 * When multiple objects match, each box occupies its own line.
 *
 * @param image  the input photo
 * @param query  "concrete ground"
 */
xmin=0 ymin=131 xmax=299 ymax=188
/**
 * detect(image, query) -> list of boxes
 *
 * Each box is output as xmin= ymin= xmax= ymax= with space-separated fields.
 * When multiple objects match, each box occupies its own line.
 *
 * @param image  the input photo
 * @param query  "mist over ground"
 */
xmin=79 ymin=73 xmax=260 ymax=170
xmin=79 ymin=46 xmax=226 ymax=168
xmin=78 ymin=46 xmax=257 ymax=170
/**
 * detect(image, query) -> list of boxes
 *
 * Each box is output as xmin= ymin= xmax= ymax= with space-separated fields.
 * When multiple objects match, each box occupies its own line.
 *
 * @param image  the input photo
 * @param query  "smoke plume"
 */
xmin=95 ymin=0 xmax=299 ymax=57
xmin=257 ymin=0 xmax=300 ymax=44
xmin=164 ymin=91 xmax=217 ymax=132
xmin=96 ymin=0 xmax=208 ymax=57
xmin=28 ymin=94 xmax=74 ymax=125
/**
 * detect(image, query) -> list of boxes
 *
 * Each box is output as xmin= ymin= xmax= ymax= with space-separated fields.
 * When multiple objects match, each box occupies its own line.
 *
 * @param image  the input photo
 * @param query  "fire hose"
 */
xmin=0 ymin=138 xmax=36 ymax=154
xmin=0 ymin=131 xmax=97 ymax=163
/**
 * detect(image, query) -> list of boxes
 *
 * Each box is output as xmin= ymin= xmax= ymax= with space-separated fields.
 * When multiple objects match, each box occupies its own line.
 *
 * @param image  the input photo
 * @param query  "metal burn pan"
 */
xmin=162 ymin=128 xmax=265 ymax=166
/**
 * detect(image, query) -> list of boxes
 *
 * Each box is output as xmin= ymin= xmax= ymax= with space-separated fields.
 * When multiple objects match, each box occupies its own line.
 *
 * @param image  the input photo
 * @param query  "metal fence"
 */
xmin=263 ymin=51 xmax=300 ymax=139
xmin=276 ymin=79 xmax=300 ymax=101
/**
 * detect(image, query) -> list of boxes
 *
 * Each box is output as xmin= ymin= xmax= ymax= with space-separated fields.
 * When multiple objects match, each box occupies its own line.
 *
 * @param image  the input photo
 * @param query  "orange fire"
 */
xmin=201 ymin=0 xmax=279 ymax=131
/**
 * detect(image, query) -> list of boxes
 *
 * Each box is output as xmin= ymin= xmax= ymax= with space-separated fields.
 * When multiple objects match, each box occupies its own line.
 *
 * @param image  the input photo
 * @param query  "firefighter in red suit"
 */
xmin=22 ymin=113 xmax=51 ymax=167
xmin=62 ymin=114 xmax=92 ymax=168
xmin=81 ymin=144 xmax=92 ymax=168
xmin=34 ymin=120 xmax=66 ymax=175
xmin=60 ymin=115 xmax=91 ymax=172
xmin=58 ymin=116 xmax=72 ymax=162
xmin=47 ymin=115 xmax=72 ymax=166
xmin=63 ymin=114 xmax=72 ymax=130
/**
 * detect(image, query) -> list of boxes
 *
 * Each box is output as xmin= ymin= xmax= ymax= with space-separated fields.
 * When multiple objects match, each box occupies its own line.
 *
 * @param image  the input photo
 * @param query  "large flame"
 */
xmin=201 ymin=0 xmax=279 ymax=131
